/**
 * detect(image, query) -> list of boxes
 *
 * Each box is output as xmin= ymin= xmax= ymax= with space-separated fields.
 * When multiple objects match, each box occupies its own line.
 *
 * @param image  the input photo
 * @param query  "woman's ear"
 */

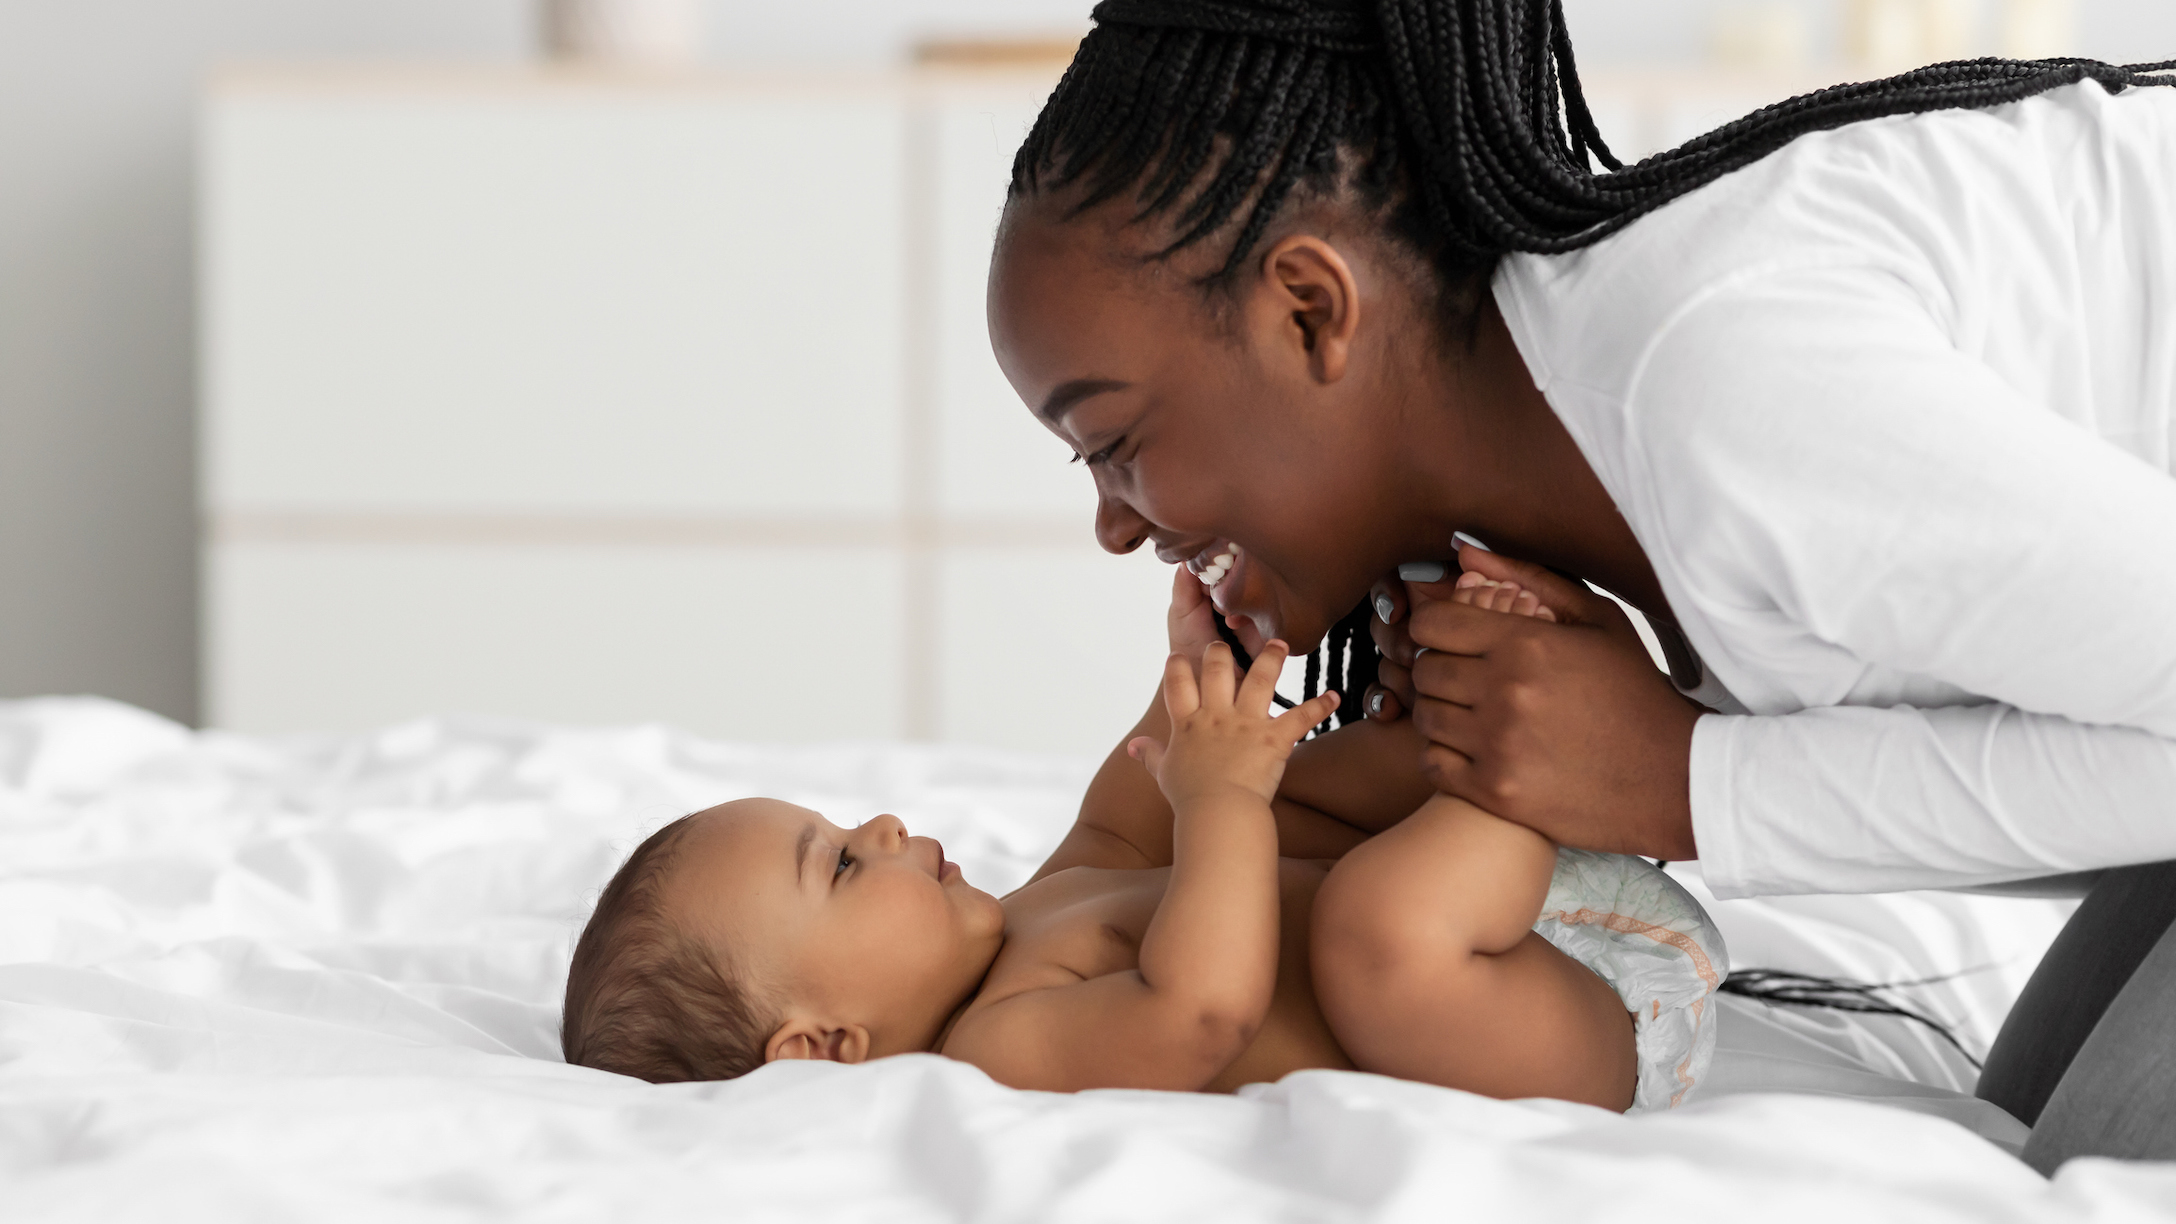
xmin=765 ymin=1019 xmax=872 ymax=1065
xmin=1258 ymin=235 xmax=1361 ymax=384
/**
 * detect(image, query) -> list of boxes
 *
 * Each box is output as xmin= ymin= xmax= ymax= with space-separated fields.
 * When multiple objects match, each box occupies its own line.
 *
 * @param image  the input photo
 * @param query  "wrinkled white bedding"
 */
xmin=3 ymin=697 xmax=2171 ymax=1222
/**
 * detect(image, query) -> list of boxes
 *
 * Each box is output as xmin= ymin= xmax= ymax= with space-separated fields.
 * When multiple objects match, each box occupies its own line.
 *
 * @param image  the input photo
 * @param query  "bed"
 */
xmin=4 ymin=696 xmax=2170 ymax=1220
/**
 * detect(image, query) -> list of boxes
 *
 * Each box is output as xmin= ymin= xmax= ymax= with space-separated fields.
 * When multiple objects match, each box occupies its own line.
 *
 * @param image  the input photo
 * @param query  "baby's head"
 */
xmin=561 ymin=798 xmax=1005 ymax=1081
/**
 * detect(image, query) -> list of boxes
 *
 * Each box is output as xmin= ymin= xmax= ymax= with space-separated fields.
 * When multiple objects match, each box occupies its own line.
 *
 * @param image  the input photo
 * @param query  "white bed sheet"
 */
xmin=2 ymin=697 xmax=2171 ymax=1222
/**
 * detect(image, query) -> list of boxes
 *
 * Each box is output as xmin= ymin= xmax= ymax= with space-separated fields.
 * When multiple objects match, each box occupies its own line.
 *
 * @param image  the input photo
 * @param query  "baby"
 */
xmin=562 ymin=571 xmax=1724 ymax=1110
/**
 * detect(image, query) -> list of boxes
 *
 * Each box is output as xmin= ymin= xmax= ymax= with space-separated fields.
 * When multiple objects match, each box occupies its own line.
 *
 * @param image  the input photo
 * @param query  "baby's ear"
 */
xmin=764 ymin=1019 xmax=870 ymax=1065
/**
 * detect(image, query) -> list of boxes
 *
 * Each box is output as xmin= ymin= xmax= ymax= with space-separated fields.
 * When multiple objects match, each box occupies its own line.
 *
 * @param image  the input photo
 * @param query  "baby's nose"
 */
xmin=858 ymin=813 xmax=908 ymax=848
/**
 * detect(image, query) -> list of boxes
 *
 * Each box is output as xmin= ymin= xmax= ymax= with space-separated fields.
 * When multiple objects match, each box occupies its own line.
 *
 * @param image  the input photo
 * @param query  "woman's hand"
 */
xmin=1372 ymin=545 xmax=1701 ymax=860
xmin=1367 ymin=546 xmax=1647 ymax=719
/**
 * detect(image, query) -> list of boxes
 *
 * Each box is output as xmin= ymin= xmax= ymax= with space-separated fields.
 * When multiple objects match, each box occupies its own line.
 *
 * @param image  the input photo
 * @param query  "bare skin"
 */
xmin=657 ymin=575 xmax=1636 ymax=1109
xmin=985 ymin=189 xmax=1701 ymax=860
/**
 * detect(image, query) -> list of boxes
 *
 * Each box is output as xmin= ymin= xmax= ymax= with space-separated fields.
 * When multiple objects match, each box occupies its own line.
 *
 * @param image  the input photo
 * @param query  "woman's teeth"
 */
xmin=1197 ymin=545 xmax=1240 ymax=588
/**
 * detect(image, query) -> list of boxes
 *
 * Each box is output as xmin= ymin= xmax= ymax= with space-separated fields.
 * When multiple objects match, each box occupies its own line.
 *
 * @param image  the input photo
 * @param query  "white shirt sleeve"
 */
xmin=1623 ymin=263 xmax=2176 ymax=897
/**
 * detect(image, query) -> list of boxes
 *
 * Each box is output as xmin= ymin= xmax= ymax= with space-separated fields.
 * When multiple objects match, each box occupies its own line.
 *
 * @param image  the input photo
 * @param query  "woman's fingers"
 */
xmin=1362 ymin=682 xmax=1404 ymax=722
xmin=1409 ymin=649 xmax=1482 ymax=709
xmin=1407 ymin=597 xmax=1531 ymax=657
xmin=1369 ymin=577 xmax=1406 ymax=627
xmin=1455 ymin=543 xmax=1611 ymax=628
xmin=1373 ymin=656 xmax=1416 ymax=713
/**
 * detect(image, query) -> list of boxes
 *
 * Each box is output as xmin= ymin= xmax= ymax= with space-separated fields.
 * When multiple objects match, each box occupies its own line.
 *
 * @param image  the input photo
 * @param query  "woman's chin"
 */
xmin=1224 ymin=610 xmax=1274 ymax=658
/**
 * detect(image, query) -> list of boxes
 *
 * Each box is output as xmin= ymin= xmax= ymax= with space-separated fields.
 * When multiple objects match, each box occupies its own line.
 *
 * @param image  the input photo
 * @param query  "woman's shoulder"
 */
xmin=1496 ymin=79 xmax=2173 ymax=401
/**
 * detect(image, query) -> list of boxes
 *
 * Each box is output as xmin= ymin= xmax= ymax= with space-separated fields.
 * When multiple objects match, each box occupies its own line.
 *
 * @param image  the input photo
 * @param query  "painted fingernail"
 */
xmin=1453 ymin=531 xmax=1489 ymax=553
xmin=1374 ymin=594 xmax=1395 ymax=623
xmin=1368 ymin=691 xmax=1386 ymax=715
xmin=1398 ymin=561 xmax=1448 ymax=582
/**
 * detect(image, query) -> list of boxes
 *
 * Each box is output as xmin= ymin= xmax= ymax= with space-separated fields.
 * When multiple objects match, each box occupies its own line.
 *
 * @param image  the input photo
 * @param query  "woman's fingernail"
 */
xmin=1368 ymin=691 xmax=1386 ymax=716
xmin=1374 ymin=594 xmax=1395 ymax=623
xmin=1453 ymin=531 xmax=1489 ymax=553
xmin=1398 ymin=561 xmax=1448 ymax=582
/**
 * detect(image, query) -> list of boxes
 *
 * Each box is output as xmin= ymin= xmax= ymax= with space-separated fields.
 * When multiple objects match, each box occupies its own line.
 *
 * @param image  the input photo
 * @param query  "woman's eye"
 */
xmin=1071 ymin=439 xmax=1123 ymax=467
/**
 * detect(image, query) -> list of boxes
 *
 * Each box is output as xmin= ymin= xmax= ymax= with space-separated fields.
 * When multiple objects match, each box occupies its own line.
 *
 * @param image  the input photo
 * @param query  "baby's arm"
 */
xmin=1029 ymin=567 xmax=1563 ymax=883
xmin=1027 ymin=569 xmax=1368 ymax=884
xmin=947 ymin=644 xmax=1338 ymax=1092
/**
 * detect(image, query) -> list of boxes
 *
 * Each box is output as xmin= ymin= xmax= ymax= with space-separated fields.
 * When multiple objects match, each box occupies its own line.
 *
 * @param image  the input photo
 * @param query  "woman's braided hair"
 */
xmin=1010 ymin=0 xmax=2172 ymax=726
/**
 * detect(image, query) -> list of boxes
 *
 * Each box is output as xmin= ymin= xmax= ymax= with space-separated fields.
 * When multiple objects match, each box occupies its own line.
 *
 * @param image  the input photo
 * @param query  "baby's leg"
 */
xmin=1310 ymin=794 xmax=1636 ymax=1109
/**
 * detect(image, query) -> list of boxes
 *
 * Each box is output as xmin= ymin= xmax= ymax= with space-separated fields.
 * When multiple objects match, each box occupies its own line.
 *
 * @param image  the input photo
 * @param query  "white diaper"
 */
xmin=1531 ymin=849 xmax=1729 ymax=1112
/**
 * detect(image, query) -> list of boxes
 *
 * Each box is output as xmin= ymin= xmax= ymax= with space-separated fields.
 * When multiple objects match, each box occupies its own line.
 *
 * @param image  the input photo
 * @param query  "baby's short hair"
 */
xmin=561 ymin=815 xmax=774 ymax=1082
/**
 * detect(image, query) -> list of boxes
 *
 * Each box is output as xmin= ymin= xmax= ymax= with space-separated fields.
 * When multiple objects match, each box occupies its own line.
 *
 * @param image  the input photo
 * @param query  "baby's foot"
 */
xmin=1452 ymin=571 xmax=1558 ymax=621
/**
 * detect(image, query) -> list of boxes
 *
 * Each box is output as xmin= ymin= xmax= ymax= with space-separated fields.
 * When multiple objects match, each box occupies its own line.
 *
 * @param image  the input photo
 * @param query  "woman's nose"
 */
xmin=1094 ymin=491 xmax=1151 ymax=556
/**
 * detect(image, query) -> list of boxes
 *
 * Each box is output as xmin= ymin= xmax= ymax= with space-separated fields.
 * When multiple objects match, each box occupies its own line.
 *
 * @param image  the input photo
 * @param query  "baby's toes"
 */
xmin=1486 ymin=582 xmax=1524 ymax=613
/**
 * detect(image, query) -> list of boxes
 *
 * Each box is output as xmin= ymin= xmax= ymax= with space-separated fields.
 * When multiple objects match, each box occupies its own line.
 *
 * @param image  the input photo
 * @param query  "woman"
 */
xmin=983 ymin=0 xmax=2175 ymax=1173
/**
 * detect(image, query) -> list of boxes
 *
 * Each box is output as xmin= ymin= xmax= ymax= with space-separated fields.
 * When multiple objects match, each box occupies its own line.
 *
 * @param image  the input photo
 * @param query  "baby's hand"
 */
xmin=1165 ymin=563 xmax=1225 ymax=659
xmin=1128 ymin=642 xmax=1339 ymax=811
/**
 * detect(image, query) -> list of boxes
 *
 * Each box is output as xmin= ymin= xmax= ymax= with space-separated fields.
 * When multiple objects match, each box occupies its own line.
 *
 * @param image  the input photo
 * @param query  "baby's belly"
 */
xmin=1203 ymin=859 xmax=1353 ymax=1093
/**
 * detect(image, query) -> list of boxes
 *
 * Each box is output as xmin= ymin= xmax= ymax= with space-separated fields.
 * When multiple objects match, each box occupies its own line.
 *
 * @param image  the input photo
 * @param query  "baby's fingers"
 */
xmin=1197 ymin=641 xmax=1238 ymax=710
xmin=1126 ymin=735 xmax=1167 ymax=779
xmin=1271 ymin=691 xmax=1341 ymax=742
xmin=1160 ymin=650 xmax=1201 ymax=720
xmin=1235 ymin=639 xmax=1291 ymax=713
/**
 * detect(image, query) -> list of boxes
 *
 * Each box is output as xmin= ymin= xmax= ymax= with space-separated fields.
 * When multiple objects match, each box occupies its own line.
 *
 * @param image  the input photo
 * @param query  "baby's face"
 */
xmin=663 ymin=798 xmax=1005 ymax=1058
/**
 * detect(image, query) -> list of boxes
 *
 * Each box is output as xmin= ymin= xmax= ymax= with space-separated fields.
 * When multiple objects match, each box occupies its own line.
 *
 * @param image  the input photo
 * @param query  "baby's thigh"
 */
xmin=1307 ymin=833 xmax=1464 ymax=1014
xmin=1307 ymin=823 xmax=1635 ymax=1107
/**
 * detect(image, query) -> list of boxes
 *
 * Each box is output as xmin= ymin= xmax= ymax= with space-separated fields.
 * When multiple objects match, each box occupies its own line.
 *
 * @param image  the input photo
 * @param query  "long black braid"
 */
xmin=1016 ymin=0 xmax=2169 ymax=733
xmin=1017 ymin=0 xmax=2173 ymax=283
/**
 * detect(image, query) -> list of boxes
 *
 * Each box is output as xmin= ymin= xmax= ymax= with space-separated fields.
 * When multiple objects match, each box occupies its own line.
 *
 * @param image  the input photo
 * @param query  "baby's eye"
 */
xmin=834 ymin=849 xmax=852 ymax=878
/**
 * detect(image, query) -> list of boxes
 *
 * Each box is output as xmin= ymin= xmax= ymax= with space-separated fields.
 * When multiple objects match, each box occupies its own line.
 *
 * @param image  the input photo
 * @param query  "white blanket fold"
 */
xmin=1 ymin=698 xmax=2156 ymax=1221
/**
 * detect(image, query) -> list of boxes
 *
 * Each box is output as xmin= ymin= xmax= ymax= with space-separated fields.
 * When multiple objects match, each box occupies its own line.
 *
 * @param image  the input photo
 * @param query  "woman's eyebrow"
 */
xmin=1036 ymin=378 xmax=1131 ymax=423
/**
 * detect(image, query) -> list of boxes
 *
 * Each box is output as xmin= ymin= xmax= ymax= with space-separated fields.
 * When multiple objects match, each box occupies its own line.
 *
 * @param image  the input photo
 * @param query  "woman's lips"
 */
xmin=1189 ymin=542 xmax=1242 ymax=600
xmin=1207 ymin=545 xmax=1246 ymax=615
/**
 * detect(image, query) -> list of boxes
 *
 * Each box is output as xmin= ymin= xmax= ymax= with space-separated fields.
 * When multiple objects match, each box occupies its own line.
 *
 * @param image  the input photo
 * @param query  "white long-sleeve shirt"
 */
xmin=1493 ymin=80 xmax=2176 ymax=898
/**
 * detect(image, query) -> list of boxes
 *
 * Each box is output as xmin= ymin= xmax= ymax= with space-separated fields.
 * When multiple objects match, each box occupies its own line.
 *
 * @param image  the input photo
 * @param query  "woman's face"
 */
xmin=987 ymin=198 xmax=1426 ymax=653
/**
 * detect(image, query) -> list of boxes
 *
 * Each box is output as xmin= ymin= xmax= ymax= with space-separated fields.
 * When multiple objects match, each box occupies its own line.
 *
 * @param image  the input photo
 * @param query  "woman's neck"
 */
xmin=1405 ymin=297 xmax=1674 ymax=624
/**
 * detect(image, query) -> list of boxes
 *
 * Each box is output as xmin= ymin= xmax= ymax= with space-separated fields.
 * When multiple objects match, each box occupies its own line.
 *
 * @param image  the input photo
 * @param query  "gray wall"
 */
xmin=3 ymin=0 xmax=2173 ymax=725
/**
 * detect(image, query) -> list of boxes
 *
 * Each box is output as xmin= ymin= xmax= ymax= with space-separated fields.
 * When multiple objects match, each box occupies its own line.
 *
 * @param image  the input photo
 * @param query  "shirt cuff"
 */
xmin=1686 ymin=713 xmax=1757 ymax=899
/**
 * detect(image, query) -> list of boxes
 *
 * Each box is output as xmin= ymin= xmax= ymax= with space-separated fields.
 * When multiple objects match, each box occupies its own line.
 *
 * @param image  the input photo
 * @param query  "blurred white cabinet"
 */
xmin=201 ymin=66 xmax=1172 ymax=751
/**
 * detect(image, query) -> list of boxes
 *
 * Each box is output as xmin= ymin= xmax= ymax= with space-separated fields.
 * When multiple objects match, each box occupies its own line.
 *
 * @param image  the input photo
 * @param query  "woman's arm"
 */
xmin=1397 ymin=264 xmax=2176 ymax=893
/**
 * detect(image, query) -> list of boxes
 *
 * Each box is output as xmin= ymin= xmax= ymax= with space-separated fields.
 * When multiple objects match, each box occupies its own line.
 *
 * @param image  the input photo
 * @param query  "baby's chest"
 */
xmin=989 ymin=871 xmax=1167 ymax=989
